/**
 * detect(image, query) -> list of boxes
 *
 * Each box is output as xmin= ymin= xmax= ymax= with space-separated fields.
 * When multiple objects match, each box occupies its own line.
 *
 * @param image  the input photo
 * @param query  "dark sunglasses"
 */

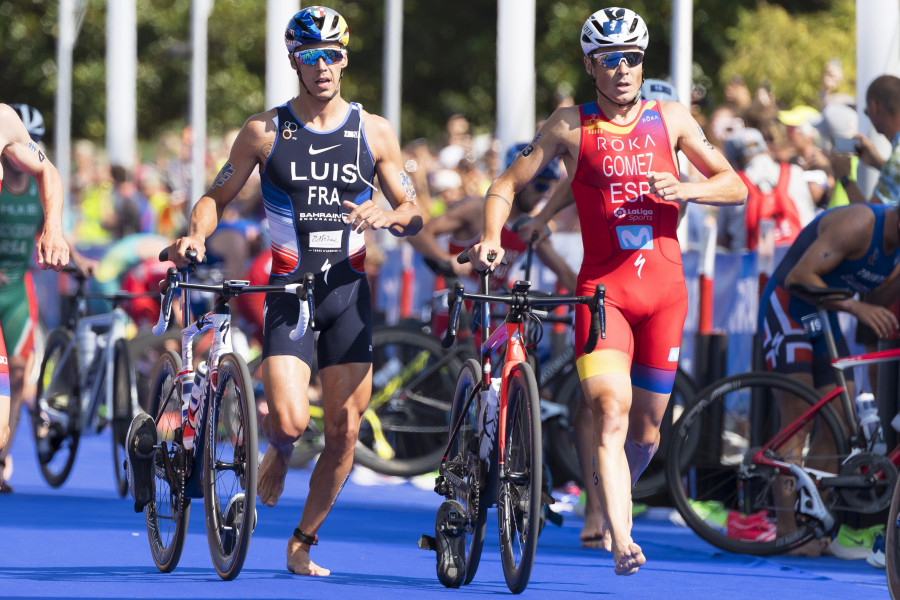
xmin=293 ymin=48 xmax=346 ymax=66
xmin=592 ymin=50 xmax=644 ymax=69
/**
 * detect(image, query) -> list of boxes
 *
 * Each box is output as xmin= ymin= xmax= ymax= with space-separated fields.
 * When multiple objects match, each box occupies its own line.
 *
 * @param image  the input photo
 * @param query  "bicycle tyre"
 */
xmin=32 ymin=328 xmax=80 ymax=488
xmin=354 ymin=327 xmax=462 ymax=477
xmin=127 ymin=328 xmax=183 ymax=412
xmin=666 ymin=370 xmax=848 ymax=556
xmin=145 ymin=349 xmax=190 ymax=573
xmin=446 ymin=358 xmax=488 ymax=585
xmin=112 ymin=339 xmax=136 ymax=497
xmin=204 ymin=352 xmax=258 ymax=580
xmin=887 ymin=475 xmax=900 ymax=599
xmin=498 ymin=361 xmax=542 ymax=594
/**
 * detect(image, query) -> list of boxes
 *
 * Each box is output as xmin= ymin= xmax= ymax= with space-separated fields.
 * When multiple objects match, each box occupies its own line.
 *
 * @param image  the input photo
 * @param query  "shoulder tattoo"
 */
xmin=697 ymin=125 xmax=715 ymax=151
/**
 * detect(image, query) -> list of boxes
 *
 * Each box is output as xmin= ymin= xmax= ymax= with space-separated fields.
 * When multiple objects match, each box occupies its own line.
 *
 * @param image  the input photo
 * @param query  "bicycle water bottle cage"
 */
xmin=800 ymin=313 xmax=824 ymax=339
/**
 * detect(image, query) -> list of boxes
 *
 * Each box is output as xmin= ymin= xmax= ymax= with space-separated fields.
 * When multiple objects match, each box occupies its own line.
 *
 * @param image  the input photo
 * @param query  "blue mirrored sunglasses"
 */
xmin=293 ymin=48 xmax=346 ymax=66
xmin=592 ymin=51 xmax=644 ymax=69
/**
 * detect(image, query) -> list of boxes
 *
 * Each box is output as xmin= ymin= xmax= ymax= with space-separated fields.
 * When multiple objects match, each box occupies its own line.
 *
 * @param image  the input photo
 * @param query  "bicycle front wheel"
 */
xmin=666 ymin=371 xmax=848 ymax=556
xmin=203 ymin=352 xmax=258 ymax=580
xmin=446 ymin=358 xmax=488 ymax=585
xmin=145 ymin=349 xmax=190 ymax=573
xmin=32 ymin=328 xmax=80 ymax=488
xmin=354 ymin=327 xmax=462 ymax=477
xmin=887 ymin=476 xmax=900 ymax=598
xmin=112 ymin=339 xmax=136 ymax=497
xmin=498 ymin=361 xmax=542 ymax=594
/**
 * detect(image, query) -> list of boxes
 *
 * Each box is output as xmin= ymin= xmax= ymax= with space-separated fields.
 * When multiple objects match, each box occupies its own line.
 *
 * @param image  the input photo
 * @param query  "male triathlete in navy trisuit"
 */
xmin=168 ymin=6 xmax=423 ymax=576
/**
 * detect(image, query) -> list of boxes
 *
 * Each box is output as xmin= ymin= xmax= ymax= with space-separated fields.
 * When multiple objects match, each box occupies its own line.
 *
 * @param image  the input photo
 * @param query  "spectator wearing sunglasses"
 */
xmin=164 ymin=6 xmax=423 ymax=577
xmin=471 ymin=6 xmax=746 ymax=575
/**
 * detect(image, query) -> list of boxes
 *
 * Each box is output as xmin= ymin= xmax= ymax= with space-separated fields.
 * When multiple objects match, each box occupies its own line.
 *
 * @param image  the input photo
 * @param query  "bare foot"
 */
xmin=257 ymin=445 xmax=291 ymax=507
xmin=613 ymin=541 xmax=646 ymax=575
xmin=580 ymin=513 xmax=611 ymax=551
xmin=286 ymin=536 xmax=330 ymax=576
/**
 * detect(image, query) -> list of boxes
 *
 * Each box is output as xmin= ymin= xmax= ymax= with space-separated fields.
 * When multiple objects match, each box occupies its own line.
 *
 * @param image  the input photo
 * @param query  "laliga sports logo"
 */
xmin=614 ymin=207 xmax=627 ymax=218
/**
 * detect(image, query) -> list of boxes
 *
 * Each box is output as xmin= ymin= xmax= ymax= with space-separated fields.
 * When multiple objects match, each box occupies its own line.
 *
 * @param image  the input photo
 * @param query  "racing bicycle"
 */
xmin=432 ymin=249 xmax=605 ymax=593
xmin=139 ymin=249 xmax=314 ymax=580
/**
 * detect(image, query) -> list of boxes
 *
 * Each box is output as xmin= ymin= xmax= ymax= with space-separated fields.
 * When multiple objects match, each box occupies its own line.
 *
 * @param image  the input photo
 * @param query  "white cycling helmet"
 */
xmin=640 ymin=79 xmax=678 ymax=102
xmin=581 ymin=7 xmax=649 ymax=56
xmin=10 ymin=103 xmax=45 ymax=142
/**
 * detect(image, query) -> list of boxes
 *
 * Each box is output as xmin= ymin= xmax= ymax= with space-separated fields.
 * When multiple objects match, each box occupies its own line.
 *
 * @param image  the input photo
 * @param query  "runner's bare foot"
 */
xmin=286 ymin=536 xmax=330 ymax=576
xmin=257 ymin=445 xmax=291 ymax=507
xmin=580 ymin=514 xmax=611 ymax=551
xmin=613 ymin=541 xmax=646 ymax=575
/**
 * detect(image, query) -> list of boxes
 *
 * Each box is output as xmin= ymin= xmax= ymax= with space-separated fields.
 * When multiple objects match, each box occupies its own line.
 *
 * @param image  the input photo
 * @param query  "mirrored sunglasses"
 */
xmin=592 ymin=51 xmax=644 ymax=69
xmin=293 ymin=48 xmax=346 ymax=66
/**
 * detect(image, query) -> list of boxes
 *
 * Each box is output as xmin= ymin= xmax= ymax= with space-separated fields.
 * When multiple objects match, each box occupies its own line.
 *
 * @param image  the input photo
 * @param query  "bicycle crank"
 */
xmin=832 ymin=452 xmax=898 ymax=513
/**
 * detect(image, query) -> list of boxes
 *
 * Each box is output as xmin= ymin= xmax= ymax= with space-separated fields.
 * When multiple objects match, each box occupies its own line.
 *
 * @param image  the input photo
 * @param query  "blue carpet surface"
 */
xmin=0 ymin=415 xmax=889 ymax=599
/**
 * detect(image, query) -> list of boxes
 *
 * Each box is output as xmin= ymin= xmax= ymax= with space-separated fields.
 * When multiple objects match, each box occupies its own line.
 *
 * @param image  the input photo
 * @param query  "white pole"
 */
xmin=106 ymin=0 xmax=137 ymax=170
xmin=856 ymin=0 xmax=900 ymax=197
xmin=670 ymin=0 xmax=693 ymax=108
xmin=383 ymin=0 xmax=404 ymax=138
xmin=266 ymin=0 xmax=300 ymax=109
xmin=55 ymin=0 xmax=77 ymax=227
xmin=190 ymin=0 xmax=214 ymax=206
xmin=496 ymin=0 xmax=535 ymax=153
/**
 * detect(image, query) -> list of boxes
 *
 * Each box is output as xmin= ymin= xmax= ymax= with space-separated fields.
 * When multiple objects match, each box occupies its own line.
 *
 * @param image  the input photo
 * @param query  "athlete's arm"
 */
xmin=472 ymin=107 xmax=580 ymax=271
xmin=517 ymin=180 xmax=575 ymax=244
xmin=345 ymin=114 xmax=424 ymax=237
xmin=785 ymin=207 xmax=898 ymax=337
xmin=533 ymin=236 xmax=578 ymax=292
xmin=407 ymin=197 xmax=481 ymax=264
xmin=170 ymin=112 xmax=272 ymax=267
xmin=650 ymin=101 xmax=746 ymax=207
xmin=0 ymin=104 xmax=68 ymax=271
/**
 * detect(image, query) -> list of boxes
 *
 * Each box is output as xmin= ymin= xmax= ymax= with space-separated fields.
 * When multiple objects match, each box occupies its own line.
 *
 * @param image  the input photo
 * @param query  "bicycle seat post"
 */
xmin=814 ymin=304 xmax=856 ymax=426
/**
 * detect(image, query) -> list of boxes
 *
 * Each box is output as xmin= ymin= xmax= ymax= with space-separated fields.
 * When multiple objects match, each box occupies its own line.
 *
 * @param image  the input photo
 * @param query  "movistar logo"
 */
xmin=616 ymin=225 xmax=653 ymax=250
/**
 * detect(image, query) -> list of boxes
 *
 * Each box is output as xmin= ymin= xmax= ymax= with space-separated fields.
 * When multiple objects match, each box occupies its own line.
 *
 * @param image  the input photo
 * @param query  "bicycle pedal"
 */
xmin=418 ymin=534 xmax=437 ymax=552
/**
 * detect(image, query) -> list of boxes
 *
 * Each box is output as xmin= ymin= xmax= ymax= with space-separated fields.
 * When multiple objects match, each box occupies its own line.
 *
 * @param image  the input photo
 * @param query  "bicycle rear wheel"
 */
xmin=145 ymin=349 xmax=190 ymax=573
xmin=31 ymin=328 xmax=80 ymax=488
xmin=112 ymin=339 xmax=136 ymax=497
xmin=498 ymin=361 xmax=542 ymax=594
xmin=666 ymin=371 xmax=848 ymax=556
xmin=204 ymin=352 xmax=257 ymax=580
xmin=888 ymin=475 xmax=900 ymax=599
xmin=354 ymin=327 xmax=462 ymax=477
xmin=445 ymin=358 xmax=488 ymax=585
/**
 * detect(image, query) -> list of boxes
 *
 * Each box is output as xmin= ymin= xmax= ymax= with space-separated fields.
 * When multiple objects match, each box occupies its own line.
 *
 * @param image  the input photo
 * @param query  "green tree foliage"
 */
xmin=0 ymin=0 xmax=860 ymax=149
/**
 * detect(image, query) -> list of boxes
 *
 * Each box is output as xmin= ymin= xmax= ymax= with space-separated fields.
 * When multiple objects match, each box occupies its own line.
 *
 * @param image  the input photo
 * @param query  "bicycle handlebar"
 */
xmin=153 ymin=248 xmax=315 ymax=338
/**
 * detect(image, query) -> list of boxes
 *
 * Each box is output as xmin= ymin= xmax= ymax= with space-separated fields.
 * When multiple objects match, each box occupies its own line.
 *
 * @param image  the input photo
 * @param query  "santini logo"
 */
xmin=616 ymin=225 xmax=653 ymax=250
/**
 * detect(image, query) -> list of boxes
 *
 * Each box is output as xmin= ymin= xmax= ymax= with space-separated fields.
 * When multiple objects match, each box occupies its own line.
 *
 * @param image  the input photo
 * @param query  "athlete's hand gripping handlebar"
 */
xmin=152 ymin=247 xmax=197 ymax=335
xmin=288 ymin=273 xmax=316 ymax=341
xmin=441 ymin=249 xmax=497 ymax=348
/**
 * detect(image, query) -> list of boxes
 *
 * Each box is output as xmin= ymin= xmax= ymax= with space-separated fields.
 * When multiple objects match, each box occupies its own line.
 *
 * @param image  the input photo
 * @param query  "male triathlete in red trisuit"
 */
xmin=473 ymin=7 xmax=746 ymax=575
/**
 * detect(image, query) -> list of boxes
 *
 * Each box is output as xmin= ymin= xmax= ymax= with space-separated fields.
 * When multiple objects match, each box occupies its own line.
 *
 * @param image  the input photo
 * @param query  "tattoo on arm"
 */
xmin=697 ymin=125 xmax=715 ymax=151
xmin=486 ymin=193 xmax=512 ymax=209
xmin=28 ymin=141 xmax=45 ymax=163
xmin=521 ymin=133 xmax=542 ymax=158
xmin=210 ymin=162 xmax=235 ymax=190
xmin=399 ymin=172 xmax=417 ymax=205
xmin=259 ymin=142 xmax=273 ymax=162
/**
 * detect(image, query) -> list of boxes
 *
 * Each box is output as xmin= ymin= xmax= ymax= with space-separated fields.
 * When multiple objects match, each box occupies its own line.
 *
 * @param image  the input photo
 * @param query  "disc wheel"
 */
xmin=31 ymin=328 xmax=80 ymax=488
xmin=497 ymin=361 xmax=541 ymax=594
xmin=145 ymin=349 xmax=190 ymax=573
xmin=203 ymin=352 xmax=258 ymax=580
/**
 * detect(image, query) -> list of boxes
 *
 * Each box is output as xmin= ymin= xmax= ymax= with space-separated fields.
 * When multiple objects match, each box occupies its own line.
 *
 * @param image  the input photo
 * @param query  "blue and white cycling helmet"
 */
xmin=505 ymin=143 xmax=560 ymax=180
xmin=10 ymin=103 xmax=44 ymax=142
xmin=285 ymin=6 xmax=350 ymax=52
xmin=640 ymin=79 xmax=678 ymax=103
xmin=581 ymin=7 xmax=649 ymax=56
